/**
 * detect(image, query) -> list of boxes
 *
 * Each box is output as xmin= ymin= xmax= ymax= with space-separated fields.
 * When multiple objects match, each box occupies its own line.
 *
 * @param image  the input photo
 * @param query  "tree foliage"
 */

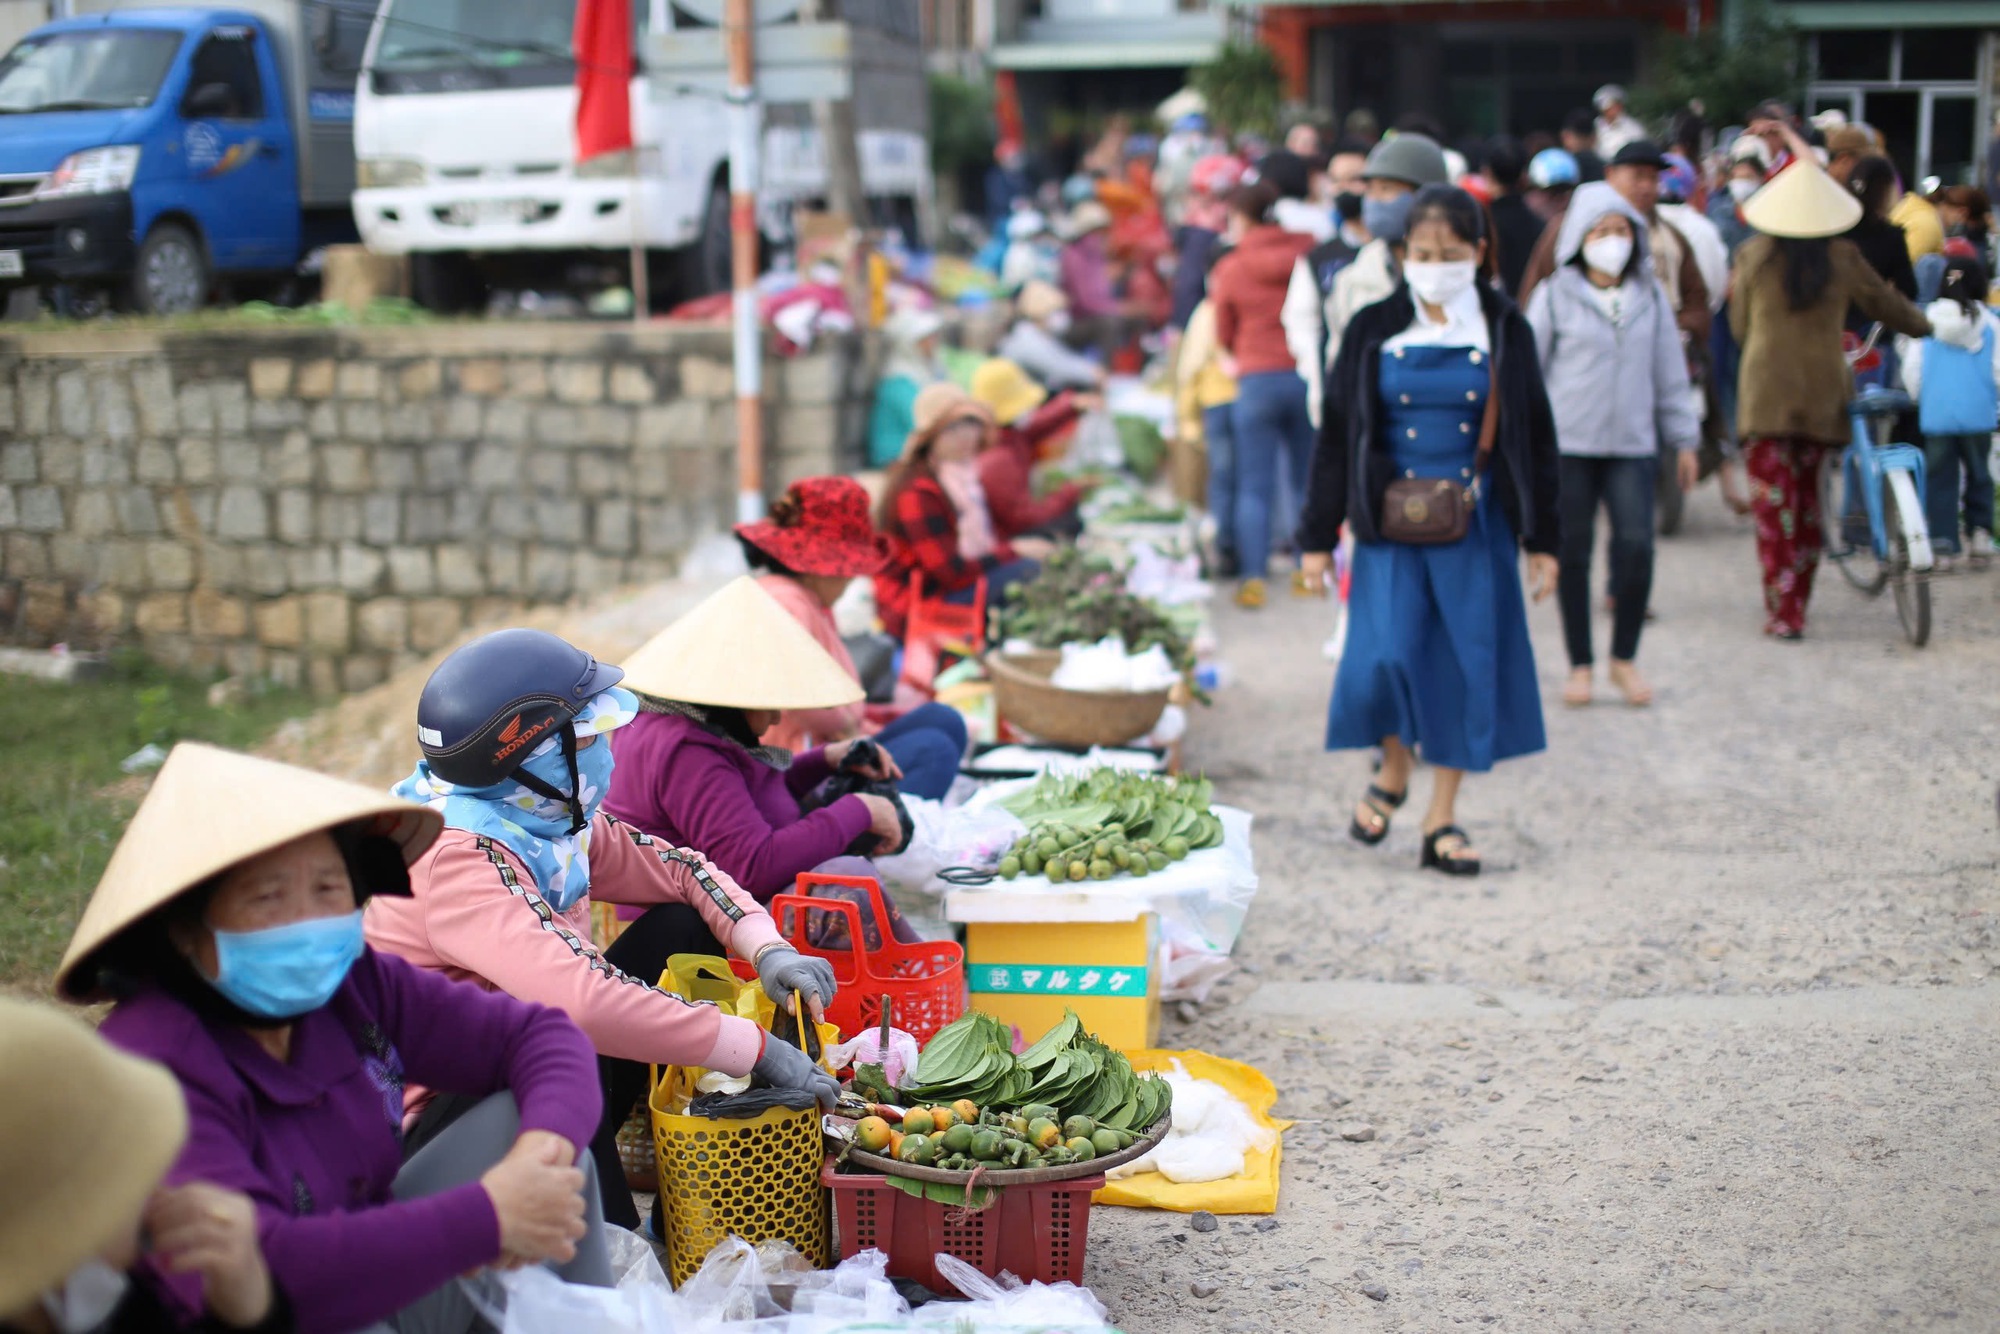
xmin=1191 ymin=43 xmax=1284 ymax=138
xmin=1632 ymin=1 xmax=1803 ymax=129
xmin=929 ymin=72 xmax=995 ymax=182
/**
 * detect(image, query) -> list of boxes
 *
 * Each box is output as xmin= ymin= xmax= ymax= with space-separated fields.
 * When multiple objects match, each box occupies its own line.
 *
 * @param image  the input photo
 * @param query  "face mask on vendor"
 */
xmin=174 ymin=832 xmax=367 ymax=1022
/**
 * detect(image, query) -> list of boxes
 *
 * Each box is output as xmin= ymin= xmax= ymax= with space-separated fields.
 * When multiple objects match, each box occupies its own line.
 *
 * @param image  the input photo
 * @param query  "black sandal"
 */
xmin=1349 ymin=783 xmax=1406 ymax=846
xmin=1421 ymin=825 xmax=1481 ymax=877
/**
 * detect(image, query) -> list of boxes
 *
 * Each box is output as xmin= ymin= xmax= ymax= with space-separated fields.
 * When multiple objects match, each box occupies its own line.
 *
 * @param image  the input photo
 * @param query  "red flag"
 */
xmin=574 ymin=0 xmax=633 ymax=163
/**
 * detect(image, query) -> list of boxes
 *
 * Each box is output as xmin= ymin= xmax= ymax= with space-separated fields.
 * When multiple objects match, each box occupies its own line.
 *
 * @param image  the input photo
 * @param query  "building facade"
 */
xmin=1755 ymin=0 xmax=2000 ymax=186
xmin=1258 ymin=0 xmax=1698 ymax=142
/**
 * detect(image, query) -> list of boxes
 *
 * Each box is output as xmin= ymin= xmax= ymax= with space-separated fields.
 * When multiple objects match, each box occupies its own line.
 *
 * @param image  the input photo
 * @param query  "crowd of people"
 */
xmin=955 ymin=88 xmax=1996 ymax=869
xmin=8 ymin=84 xmax=2000 ymax=1334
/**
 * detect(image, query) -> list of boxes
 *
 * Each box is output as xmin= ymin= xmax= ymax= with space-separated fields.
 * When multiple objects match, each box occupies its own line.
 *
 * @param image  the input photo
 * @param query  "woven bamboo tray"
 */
xmin=985 ymin=652 xmax=1171 ymax=749
xmin=826 ymin=1110 xmax=1171 ymax=1189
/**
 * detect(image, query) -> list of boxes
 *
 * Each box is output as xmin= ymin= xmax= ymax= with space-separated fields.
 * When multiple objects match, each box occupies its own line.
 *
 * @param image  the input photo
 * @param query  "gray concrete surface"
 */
xmin=1083 ymin=492 xmax=2000 ymax=1331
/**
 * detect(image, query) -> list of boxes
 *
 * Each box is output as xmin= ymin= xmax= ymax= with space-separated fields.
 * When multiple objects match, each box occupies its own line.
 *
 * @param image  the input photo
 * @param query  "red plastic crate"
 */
xmin=730 ymin=874 xmax=966 ymax=1044
xmin=822 ymin=1160 xmax=1105 ymax=1293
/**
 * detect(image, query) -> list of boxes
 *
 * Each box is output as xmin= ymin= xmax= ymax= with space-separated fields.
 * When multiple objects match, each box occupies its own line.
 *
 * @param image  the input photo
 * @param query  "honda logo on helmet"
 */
xmin=493 ymin=712 xmax=554 ymax=765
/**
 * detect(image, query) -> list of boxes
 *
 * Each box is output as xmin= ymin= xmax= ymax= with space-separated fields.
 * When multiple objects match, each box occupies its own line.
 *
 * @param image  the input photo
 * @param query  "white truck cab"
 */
xmin=350 ymin=0 xmax=927 ymax=309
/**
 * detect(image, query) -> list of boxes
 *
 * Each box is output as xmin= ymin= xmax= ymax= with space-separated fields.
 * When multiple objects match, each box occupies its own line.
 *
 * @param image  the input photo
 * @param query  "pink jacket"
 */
xmin=755 ymin=573 xmax=867 ymax=753
xmin=365 ymin=813 xmax=783 ymax=1076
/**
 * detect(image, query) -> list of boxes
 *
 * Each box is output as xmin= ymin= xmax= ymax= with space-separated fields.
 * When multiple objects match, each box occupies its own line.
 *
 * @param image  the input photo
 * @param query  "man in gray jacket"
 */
xmin=1523 ymin=182 xmax=1699 ymax=709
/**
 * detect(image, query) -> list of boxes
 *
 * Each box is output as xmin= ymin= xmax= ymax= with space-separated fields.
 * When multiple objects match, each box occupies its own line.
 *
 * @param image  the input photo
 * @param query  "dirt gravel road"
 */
xmin=1084 ymin=492 xmax=2000 ymax=1331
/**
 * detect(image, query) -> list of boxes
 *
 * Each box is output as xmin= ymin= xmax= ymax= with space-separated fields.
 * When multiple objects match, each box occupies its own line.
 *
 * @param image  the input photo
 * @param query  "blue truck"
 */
xmin=0 ymin=1 xmax=377 ymax=314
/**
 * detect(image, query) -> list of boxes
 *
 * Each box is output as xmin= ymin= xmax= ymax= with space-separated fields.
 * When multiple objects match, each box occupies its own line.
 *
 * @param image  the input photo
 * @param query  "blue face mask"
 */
xmin=1362 ymin=193 xmax=1416 ymax=245
xmin=209 ymin=910 xmax=366 ymax=1020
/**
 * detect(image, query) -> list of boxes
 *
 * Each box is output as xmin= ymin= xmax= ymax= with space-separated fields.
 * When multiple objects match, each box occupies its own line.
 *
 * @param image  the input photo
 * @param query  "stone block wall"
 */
xmin=0 ymin=322 xmax=872 ymax=692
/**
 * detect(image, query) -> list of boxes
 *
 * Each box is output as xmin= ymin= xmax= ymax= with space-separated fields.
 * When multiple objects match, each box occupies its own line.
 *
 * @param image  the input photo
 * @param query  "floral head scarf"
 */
xmin=392 ymin=687 xmax=639 ymax=912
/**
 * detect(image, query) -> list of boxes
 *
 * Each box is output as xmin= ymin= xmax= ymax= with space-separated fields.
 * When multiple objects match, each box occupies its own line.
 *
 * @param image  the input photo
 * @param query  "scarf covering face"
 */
xmin=640 ymin=696 xmax=794 ymax=771
xmin=393 ymin=687 xmax=639 ymax=911
xmin=935 ymin=457 xmax=998 ymax=562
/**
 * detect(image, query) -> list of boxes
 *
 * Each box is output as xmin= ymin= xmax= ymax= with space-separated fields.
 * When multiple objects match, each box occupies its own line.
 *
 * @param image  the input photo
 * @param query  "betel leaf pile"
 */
xmin=897 ymin=1009 xmax=1171 ymax=1132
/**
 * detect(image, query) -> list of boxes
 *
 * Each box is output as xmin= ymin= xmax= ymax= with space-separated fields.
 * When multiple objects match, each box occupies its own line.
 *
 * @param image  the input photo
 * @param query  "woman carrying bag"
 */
xmin=1299 ymin=185 xmax=1562 ymax=877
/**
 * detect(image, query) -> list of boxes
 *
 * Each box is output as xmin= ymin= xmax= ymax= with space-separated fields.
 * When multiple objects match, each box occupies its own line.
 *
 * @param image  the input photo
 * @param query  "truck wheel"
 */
xmin=677 ymin=184 xmax=732 ymax=299
xmin=410 ymin=252 xmax=487 ymax=314
xmin=130 ymin=223 xmax=208 ymax=315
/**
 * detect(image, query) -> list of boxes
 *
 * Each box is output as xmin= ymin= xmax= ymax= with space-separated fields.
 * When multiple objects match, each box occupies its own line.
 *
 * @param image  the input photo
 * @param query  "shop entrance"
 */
xmin=1807 ymin=27 xmax=1987 ymax=185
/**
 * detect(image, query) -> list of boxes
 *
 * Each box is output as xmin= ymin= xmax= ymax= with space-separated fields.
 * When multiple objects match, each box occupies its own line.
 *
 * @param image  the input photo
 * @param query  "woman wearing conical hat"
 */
xmin=603 ymin=576 xmax=920 ymax=948
xmin=1730 ymin=159 xmax=1930 ymax=637
xmin=0 ymin=997 xmax=286 ymax=1333
xmin=364 ymin=627 xmax=840 ymax=1234
xmin=57 ymin=745 xmax=609 ymax=1333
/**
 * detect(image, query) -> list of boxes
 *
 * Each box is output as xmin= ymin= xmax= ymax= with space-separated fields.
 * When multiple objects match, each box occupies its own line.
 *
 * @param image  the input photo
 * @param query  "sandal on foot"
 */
xmin=1349 ymin=783 xmax=1406 ymax=846
xmin=1607 ymin=660 xmax=1653 ymax=707
xmin=1421 ymin=825 xmax=1481 ymax=877
xmin=1563 ymin=668 xmax=1593 ymax=707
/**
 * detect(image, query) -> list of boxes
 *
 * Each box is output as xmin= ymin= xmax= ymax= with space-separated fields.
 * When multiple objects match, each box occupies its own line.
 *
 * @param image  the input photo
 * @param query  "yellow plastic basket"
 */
xmin=648 ymin=956 xmax=832 ymax=1286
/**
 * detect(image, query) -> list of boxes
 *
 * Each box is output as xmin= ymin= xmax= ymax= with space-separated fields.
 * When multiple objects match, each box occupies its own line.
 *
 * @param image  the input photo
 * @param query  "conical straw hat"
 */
xmin=0 ymin=999 xmax=188 ymax=1313
xmin=1742 ymin=160 xmax=1862 ymax=239
xmin=619 ymin=575 xmax=866 ymax=710
xmin=56 ymin=743 xmax=443 ymax=1001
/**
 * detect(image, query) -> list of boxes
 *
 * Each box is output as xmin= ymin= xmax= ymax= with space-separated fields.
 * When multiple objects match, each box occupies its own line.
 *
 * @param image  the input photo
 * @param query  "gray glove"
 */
xmin=756 ymin=945 xmax=837 ymax=1019
xmin=753 ymin=1033 xmax=841 ymax=1110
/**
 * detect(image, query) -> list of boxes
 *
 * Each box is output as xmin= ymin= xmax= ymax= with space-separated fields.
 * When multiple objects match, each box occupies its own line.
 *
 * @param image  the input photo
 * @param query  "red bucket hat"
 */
xmin=735 ymin=477 xmax=892 ymax=578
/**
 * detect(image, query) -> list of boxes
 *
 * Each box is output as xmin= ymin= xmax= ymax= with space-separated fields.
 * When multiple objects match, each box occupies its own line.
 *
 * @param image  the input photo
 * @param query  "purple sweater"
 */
xmin=603 ymin=710 xmax=871 ymax=901
xmin=99 ymin=948 xmax=598 ymax=1334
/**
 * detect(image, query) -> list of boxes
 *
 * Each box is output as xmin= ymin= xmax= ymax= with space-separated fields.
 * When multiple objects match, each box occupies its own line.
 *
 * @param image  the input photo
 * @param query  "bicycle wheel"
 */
xmin=1885 ymin=474 xmax=1932 ymax=647
xmin=1820 ymin=450 xmax=1888 ymax=596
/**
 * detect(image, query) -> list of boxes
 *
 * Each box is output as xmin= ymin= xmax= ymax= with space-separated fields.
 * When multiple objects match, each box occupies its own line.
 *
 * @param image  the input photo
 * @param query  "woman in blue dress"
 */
xmin=1299 ymin=186 xmax=1563 ymax=876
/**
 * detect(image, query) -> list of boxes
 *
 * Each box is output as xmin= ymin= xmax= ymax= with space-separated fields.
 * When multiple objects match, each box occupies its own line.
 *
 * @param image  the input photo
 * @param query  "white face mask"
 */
xmin=1404 ymin=260 xmax=1479 ymax=308
xmin=1582 ymin=234 xmax=1634 ymax=278
xmin=1728 ymin=178 xmax=1760 ymax=205
xmin=42 ymin=1260 xmax=130 ymax=1333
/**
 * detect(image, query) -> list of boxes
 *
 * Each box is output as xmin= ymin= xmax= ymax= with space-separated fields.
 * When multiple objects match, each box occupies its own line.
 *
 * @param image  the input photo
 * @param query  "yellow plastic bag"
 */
xmin=1091 ymin=1048 xmax=1293 ymax=1216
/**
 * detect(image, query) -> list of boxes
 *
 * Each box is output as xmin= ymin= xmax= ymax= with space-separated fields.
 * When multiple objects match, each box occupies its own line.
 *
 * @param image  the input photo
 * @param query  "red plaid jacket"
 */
xmin=873 ymin=476 xmax=1015 ymax=638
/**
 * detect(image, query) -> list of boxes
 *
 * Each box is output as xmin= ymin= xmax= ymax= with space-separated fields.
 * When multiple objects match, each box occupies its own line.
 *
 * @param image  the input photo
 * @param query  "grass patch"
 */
xmin=0 ymin=654 xmax=314 ymax=991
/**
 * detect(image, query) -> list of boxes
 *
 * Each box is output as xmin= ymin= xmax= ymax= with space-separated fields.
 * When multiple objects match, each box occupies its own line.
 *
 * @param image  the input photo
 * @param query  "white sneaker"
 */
xmin=1971 ymin=530 xmax=1995 ymax=569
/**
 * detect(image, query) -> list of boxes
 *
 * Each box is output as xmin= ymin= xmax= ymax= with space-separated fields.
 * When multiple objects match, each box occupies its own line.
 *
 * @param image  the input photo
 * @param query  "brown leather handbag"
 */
xmin=1378 ymin=353 xmax=1501 ymax=546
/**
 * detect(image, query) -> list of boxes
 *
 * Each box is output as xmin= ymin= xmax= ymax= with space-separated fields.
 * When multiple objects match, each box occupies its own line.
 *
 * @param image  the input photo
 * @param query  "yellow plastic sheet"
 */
xmin=1091 ymin=1048 xmax=1293 ymax=1216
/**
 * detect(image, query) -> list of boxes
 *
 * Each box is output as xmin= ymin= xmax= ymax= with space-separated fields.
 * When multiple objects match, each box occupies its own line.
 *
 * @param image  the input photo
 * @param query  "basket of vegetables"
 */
xmin=990 ymin=548 xmax=1193 ymax=669
xmin=824 ymin=1011 xmax=1172 ymax=1287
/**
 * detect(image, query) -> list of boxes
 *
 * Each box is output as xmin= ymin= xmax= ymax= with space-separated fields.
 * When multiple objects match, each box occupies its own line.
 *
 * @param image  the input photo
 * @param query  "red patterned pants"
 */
xmin=1745 ymin=436 xmax=1831 ymax=636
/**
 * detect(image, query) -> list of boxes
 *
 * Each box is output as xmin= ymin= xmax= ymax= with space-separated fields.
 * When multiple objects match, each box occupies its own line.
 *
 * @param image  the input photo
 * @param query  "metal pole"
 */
xmin=726 ymin=0 xmax=764 ymax=524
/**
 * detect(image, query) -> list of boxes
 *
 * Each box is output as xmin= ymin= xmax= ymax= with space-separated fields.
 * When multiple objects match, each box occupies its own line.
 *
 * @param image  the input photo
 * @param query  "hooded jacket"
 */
xmin=1210 ymin=225 xmax=1317 ymax=375
xmin=1524 ymin=182 xmax=1701 ymax=460
xmin=1298 ymin=280 xmax=1562 ymax=555
xmin=1898 ymin=298 xmax=2000 ymax=435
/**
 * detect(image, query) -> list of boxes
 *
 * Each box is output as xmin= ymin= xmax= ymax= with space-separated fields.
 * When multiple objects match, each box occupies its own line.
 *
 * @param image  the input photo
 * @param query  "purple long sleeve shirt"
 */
xmin=603 ymin=710 xmax=872 ymax=901
xmin=99 ymin=947 xmax=599 ymax=1334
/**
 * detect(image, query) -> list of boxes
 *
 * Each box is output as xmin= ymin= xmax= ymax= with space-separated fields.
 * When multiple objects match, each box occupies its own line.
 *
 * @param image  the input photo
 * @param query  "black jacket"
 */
xmin=1297 ymin=281 xmax=1562 ymax=556
xmin=1843 ymin=214 xmax=1918 ymax=334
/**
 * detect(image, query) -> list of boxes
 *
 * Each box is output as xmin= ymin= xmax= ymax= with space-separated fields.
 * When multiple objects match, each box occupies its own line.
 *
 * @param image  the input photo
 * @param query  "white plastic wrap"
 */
xmin=1049 ymin=636 xmax=1180 ymax=694
xmin=871 ymin=797 xmax=1027 ymax=904
xmin=1106 ymin=1058 xmax=1277 ymax=1185
xmin=822 ymin=1027 xmax=921 ymax=1088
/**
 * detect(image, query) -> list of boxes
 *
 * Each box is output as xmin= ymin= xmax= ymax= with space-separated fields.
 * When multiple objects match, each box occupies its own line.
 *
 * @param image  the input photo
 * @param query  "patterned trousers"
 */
xmin=1745 ymin=436 xmax=1831 ymax=636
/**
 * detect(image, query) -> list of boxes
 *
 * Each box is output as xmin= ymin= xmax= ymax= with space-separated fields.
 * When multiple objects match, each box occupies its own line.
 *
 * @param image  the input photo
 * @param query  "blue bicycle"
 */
xmin=1817 ymin=377 xmax=1936 ymax=647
